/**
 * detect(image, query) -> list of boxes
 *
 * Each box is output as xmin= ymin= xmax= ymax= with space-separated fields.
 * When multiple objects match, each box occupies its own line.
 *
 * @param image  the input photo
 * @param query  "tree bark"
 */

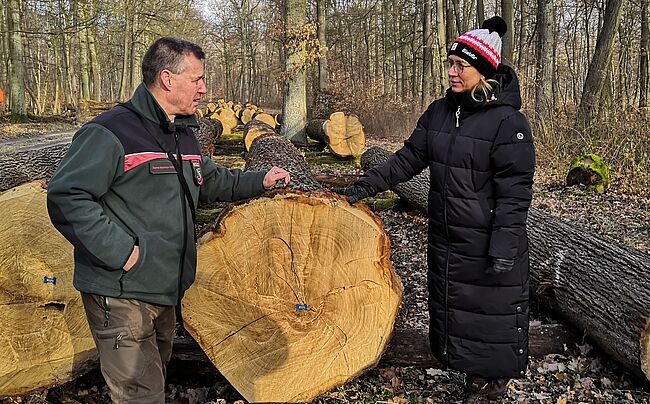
xmin=422 ymin=0 xmax=433 ymax=107
xmin=183 ymin=135 xmax=402 ymax=402
xmin=317 ymin=0 xmax=329 ymax=95
xmin=360 ymin=146 xmax=650 ymax=382
xmin=0 ymin=182 xmax=97 ymax=397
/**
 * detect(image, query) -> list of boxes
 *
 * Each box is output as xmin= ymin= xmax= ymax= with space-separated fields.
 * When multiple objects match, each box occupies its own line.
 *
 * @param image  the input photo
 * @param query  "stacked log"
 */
xmin=210 ymin=108 xmax=239 ymax=135
xmin=243 ymin=120 xmax=276 ymax=151
xmin=306 ymin=112 xmax=366 ymax=157
xmin=0 ymin=182 xmax=97 ymax=396
xmin=182 ymin=134 xmax=402 ymax=402
xmin=360 ymin=146 xmax=650 ymax=382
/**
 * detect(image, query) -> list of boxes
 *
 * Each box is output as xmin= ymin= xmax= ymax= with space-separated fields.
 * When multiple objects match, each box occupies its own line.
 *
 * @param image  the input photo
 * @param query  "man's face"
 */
xmin=168 ymin=54 xmax=207 ymax=117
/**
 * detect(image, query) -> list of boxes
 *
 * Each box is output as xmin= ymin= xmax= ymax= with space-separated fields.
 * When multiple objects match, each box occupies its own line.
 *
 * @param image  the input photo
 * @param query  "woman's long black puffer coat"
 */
xmin=357 ymin=65 xmax=535 ymax=378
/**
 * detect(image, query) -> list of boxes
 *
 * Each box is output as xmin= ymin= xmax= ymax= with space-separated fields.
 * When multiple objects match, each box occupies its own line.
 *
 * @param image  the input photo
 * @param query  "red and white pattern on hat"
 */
xmin=456 ymin=30 xmax=501 ymax=68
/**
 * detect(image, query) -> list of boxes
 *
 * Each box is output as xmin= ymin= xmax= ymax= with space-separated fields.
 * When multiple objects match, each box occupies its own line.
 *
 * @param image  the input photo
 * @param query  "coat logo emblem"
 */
xmin=191 ymin=159 xmax=203 ymax=185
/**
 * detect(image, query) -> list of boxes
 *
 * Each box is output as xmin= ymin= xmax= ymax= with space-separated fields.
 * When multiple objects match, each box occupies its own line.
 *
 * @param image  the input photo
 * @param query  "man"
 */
xmin=47 ymin=37 xmax=290 ymax=403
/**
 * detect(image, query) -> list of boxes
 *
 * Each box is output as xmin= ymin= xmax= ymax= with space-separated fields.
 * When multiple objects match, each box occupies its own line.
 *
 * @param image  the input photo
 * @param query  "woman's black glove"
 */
xmin=486 ymin=257 xmax=515 ymax=275
xmin=331 ymin=184 xmax=371 ymax=204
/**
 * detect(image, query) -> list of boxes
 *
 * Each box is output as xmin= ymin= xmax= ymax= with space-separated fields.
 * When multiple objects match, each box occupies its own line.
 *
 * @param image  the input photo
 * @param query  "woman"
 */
xmin=335 ymin=16 xmax=535 ymax=401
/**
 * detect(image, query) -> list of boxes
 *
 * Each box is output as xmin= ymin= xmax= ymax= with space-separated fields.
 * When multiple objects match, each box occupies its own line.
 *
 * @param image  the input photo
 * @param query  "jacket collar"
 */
xmin=129 ymin=83 xmax=199 ymax=133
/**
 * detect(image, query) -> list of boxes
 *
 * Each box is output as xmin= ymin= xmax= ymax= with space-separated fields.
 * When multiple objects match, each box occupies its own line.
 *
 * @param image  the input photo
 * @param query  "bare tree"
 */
xmin=577 ymin=0 xmax=625 ymax=124
xmin=501 ymin=0 xmax=514 ymax=64
xmin=281 ymin=0 xmax=308 ymax=144
xmin=7 ymin=0 xmax=27 ymax=122
xmin=641 ymin=0 xmax=649 ymax=110
xmin=422 ymin=0 xmax=433 ymax=106
xmin=535 ymin=0 xmax=554 ymax=115
xmin=316 ymin=0 xmax=329 ymax=111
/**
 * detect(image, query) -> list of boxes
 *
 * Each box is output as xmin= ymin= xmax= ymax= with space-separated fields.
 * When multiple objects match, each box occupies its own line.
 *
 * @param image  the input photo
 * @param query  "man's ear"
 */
xmin=160 ymin=70 xmax=173 ymax=90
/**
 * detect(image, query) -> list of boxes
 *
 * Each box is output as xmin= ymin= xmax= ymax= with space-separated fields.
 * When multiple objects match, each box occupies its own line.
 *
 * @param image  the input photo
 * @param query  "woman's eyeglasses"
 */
xmin=445 ymin=60 xmax=471 ymax=74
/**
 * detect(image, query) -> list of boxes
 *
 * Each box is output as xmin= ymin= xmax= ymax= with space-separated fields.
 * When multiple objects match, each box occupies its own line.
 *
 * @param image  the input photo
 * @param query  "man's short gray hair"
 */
xmin=142 ymin=37 xmax=205 ymax=87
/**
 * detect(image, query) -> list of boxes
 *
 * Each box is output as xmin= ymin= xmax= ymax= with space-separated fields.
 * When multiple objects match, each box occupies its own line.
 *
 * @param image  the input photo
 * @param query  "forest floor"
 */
xmin=1 ymin=118 xmax=650 ymax=404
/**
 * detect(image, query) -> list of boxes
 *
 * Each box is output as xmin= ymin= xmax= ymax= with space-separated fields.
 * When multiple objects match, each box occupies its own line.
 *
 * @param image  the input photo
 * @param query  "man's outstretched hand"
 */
xmin=331 ymin=184 xmax=371 ymax=204
xmin=263 ymin=166 xmax=291 ymax=190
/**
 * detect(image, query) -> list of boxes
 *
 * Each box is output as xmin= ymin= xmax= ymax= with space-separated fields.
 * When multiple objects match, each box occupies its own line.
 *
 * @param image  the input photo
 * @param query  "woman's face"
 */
xmin=447 ymin=55 xmax=484 ymax=93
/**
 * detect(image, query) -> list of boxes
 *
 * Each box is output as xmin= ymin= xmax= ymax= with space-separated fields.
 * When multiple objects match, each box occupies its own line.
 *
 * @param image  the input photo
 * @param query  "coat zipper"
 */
xmin=443 ymin=105 xmax=461 ymax=359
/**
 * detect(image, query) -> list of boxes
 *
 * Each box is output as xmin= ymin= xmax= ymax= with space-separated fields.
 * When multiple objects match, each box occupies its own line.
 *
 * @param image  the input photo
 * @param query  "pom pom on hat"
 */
xmin=447 ymin=16 xmax=507 ymax=78
xmin=481 ymin=16 xmax=507 ymax=37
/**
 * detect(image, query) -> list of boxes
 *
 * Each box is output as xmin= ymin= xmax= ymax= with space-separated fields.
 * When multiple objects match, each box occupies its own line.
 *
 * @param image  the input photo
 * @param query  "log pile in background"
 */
xmin=0 ymin=182 xmax=97 ymax=396
xmin=306 ymin=112 xmax=366 ymax=157
xmin=182 ymin=135 xmax=403 ymax=403
xmin=192 ymin=118 xmax=223 ymax=157
xmin=360 ymin=146 xmax=650 ymax=382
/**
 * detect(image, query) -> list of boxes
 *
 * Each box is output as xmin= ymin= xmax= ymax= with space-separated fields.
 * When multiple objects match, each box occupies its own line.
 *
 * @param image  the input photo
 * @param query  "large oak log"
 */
xmin=182 ymin=135 xmax=402 ymax=403
xmin=192 ymin=118 xmax=223 ymax=157
xmin=210 ymin=108 xmax=239 ymax=135
xmin=306 ymin=112 xmax=366 ymax=157
xmin=360 ymin=146 xmax=650 ymax=381
xmin=242 ymin=120 xmax=276 ymax=151
xmin=0 ymin=182 xmax=97 ymax=396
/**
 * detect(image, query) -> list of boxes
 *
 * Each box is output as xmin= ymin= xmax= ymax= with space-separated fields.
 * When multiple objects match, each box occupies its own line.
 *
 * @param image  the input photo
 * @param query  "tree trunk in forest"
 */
xmin=118 ymin=1 xmax=132 ymax=101
xmin=0 ymin=182 xmax=97 ymax=397
xmin=535 ymin=0 xmax=555 ymax=117
xmin=76 ymin=1 xmax=91 ymax=102
xmin=305 ymin=112 xmax=366 ymax=157
xmin=7 ymin=0 xmax=27 ymax=123
xmin=281 ymin=0 xmax=308 ymax=145
xmin=422 ymin=0 xmax=433 ymax=107
xmin=360 ymin=145 xmax=650 ymax=382
xmin=501 ymin=0 xmax=514 ymax=65
xmin=317 ymin=0 xmax=329 ymax=98
xmin=577 ymin=0 xmax=624 ymax=125
xmin=183 ymin=135 xmax=402 ymax=402
xmin=641 ymin=0 xmax=649 ymax=110
xmin=87 ymin=0 xmax=101 ymax=101
xmin=476 ymin=0 xmax=484 ymax=25
xmin=436 ymin=0 xmax=448 ymax=94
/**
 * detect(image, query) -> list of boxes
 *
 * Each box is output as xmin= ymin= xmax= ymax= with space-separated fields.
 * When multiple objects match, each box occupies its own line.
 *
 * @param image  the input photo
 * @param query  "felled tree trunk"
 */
xmin=253 ymin=112 xmax=277 ymax=129
xmin=360 ymin=146 xmax=650 ymax=382
xmin=242 ymin=120 xmax=276 ymax=151
xmin=305 ymin=112 xmax=366 ymax=157
xmin=0 ymin=182 xmax=97 ymax=396
xmin=0 ymin=132 xmax=74 ymax=192
xmin=182 ymin=135 xmax=403 ymax=403
xmin=245 ymin=134 xmax=321 ymax=191
xmin=192 ymin=118 xmax=223 ymax=157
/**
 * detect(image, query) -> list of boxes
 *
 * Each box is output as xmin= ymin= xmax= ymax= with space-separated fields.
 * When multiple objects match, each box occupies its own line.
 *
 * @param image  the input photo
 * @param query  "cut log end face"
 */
xmin=0 ymin=182 xmax=96 ymax=396
xmin=325 ymin=112 xmax=366 ymax=157
xmin=183 ymin=192 xmax=402 ymax=403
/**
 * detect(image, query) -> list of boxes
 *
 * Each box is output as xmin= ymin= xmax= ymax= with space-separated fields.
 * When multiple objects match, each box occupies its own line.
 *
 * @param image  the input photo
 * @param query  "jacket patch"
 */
xmin=149 ymin=162 xmax=176 ymax=174
xmin=191 ymin=159 xmax=203 ymax=185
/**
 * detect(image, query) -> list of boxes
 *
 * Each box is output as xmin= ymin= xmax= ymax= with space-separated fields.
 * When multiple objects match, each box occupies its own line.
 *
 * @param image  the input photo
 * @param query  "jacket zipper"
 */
xmin=443 ymin=105 xmax=461 ymax=359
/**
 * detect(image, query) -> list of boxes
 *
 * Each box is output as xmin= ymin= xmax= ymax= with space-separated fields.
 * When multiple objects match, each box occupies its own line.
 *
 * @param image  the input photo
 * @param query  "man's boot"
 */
xmin=463 ymin=376 xmax=510 ymax=403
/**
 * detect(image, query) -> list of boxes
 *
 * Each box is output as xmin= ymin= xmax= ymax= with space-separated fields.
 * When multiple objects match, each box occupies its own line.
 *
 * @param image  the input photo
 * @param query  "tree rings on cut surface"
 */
xmin=183 ymin=191 xmax=402 ymax=403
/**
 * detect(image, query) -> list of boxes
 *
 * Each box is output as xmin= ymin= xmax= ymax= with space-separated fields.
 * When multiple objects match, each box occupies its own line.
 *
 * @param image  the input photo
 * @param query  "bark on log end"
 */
xmin=243 ymin=120 xmax=276 ymax=151
xmin=0 ymin=182 xmax=97 ymax=397
xmin=184 ymin=191 xmax=402 ymax=403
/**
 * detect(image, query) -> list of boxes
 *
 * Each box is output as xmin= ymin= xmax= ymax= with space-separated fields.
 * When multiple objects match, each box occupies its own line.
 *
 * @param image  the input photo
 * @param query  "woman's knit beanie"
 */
xmin=447 ymin=16 xmax=507 ymax=78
